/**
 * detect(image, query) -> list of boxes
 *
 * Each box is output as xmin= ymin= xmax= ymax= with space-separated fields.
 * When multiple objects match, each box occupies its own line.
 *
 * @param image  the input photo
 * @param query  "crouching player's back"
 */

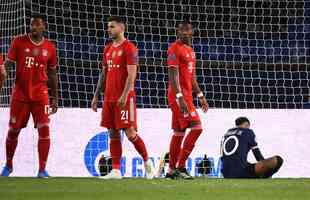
xmin=221 ymin=117 xmax=283 ymax=178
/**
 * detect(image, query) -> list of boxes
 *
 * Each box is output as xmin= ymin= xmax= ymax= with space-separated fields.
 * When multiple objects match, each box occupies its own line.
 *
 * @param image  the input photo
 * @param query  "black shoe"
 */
xmin=176 ymin=168 xmax=194 ymax=180
xmin=165 ymin=173 xmax=174 ymax=179
xmin=165 ymin=170 xmax=180 ymax=180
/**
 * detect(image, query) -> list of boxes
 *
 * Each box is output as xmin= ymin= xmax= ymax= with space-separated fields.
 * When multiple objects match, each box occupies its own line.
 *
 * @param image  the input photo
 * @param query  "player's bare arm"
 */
xmin=168 ymin=67 xmax=188 ymax=114
xmin=192 ymin=69 xmax=208 ymax=113
xmin=117 ymin=65 xmax=136 ymax=109
xmin=91 ymin=68 xmax=105 ymax=112
xmin=48 ymin=67 xmax=58 ymax=114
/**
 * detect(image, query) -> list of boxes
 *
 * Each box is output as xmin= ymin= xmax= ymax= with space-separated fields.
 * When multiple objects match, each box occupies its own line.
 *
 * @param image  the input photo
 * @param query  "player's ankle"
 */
xmin=6 ymin=162 xmax=13 ymax=170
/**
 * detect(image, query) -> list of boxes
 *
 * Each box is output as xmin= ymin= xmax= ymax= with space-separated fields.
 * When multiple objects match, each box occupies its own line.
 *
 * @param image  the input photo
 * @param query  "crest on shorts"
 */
xmin=10 ymin=117 xmax=16 ymax=124
xmin=117 ymin=50 xmax=123 ymax=57
xmin=42 ymin=49 xmax=48 ymax=57
xmin=112 ymin=51 xmax=116 ymax=58
xmin=32 ymin=48 xmax=40 ymax=56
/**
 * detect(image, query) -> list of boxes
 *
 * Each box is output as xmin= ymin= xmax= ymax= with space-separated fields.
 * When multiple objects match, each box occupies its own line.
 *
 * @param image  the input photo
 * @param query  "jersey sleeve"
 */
xmin=248 ymin=129 xmax=258 ymax=149
xmin=167 ymin=44 xmax=179 ymax=67
xmin=125 ymin=43 xmax=138 ymax=65
xmin=47 ymin=43 xmax=58 ymax=69
xmin=7 ymin=37 xmax=19 ymax=62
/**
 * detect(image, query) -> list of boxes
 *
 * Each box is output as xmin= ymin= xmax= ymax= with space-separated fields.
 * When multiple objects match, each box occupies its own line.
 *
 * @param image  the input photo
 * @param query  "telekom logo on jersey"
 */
xmin=25 ymin=56 xmax=44 ymax=68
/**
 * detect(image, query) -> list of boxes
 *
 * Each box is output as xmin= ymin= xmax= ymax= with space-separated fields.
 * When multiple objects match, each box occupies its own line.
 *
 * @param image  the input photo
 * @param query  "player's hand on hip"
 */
xmin=177 ymin=96 xmax=189 ymax=114
xmin=117 ymin=95 xmax=127 ymax=110
xmin=50 ymin=97 xmax=58 ymax=115
xmin=91 ymin=96 xmax=98 ymax=112
xmin=199 ymin=96 xmax=209 ymax=113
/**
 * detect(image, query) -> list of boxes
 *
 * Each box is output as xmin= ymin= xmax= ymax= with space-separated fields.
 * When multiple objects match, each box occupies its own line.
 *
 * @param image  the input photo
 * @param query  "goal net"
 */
xmin=0 ymin=0 xmax=309 ymax=109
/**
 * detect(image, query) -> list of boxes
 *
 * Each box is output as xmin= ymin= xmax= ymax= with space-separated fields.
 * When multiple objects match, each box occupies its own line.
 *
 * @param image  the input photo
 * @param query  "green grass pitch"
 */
xmin=0 ymin=178 xmax=309 ymax=200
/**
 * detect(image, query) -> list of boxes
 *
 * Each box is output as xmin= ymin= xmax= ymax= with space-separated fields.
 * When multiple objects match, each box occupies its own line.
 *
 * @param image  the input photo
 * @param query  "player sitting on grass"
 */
xmin=221 ymin=117 xmax=283 ymax=178
xmin=0 ymin=14 xmax=58 ymax=178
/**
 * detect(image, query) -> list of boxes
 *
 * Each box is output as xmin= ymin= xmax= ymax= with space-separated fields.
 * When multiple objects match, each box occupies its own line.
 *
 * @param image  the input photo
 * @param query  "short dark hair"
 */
xmin=107 ymin=16 xmax=124 ymax=24
xmin=178 ymin=20 xmax=191 ymax=27
xmin=235 ymin=117 xmax=250 ymax=126
xmin=31 ymin=14 xmax=45 ymax=22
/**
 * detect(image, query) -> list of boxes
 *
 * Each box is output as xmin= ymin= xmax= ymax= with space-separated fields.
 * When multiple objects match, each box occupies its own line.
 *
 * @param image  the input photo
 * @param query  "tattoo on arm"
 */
xmin=94 ymin=69 xmax=105 ymax=98
xmin=168 ymin=67 xmax=182 ymax=94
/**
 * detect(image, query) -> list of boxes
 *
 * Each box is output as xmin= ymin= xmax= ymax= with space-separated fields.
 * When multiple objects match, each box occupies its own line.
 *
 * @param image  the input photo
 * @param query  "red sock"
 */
xmin=129 ymin=135 xmax=148 ymax=162
xmin=38 ymin=126 xmax=50 ymax=172
xmin=169 ymin=132 xmax=185 ymax=171
xmin=110 ymin=138 xmax=122 ymax=170
xmin=5 ymin=129 xmax=20 ymax=169
xmin=178 ymin=127 xmax=202 ymax=168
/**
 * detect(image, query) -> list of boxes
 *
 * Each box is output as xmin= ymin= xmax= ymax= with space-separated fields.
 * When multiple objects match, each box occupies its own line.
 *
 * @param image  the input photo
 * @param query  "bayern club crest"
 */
xmin=32 ymin=48 xmax=40 ymax=56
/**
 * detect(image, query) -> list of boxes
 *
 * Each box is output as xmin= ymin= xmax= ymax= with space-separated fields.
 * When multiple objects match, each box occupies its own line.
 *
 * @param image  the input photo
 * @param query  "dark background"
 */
xmin=1 ymin=0 xmax=309 ymax=108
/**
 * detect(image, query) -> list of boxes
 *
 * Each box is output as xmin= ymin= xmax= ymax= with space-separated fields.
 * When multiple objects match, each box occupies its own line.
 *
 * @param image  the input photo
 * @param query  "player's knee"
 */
xmin=7 ymin=128 xmax=20 ymax=140
xmin=274 ymin=155 xmax=283 ymax=170
xmin=109 ymin=129 xmax=120 ymax=139
xmin=38 ymin=124 xmax=50 ymax=139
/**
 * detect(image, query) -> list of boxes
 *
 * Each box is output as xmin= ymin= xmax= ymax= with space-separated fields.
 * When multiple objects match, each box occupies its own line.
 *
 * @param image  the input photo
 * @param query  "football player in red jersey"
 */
xmin=0 ymin=15 xmax=58 ymax=178
xmin=91 ymin=16 xmax=155 ymax=179
xmin=166 ymin=21 xmax=209 ymax=179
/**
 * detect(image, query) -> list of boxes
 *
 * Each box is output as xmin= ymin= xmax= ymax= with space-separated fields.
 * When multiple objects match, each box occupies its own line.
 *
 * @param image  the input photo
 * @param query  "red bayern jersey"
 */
xmin=102 ymin=39 xmax=138 ymax=102
xmin=167 ymin=40 xmax=196 ymax=103
xmin=7 ymin=34 xmax=57 ymax=102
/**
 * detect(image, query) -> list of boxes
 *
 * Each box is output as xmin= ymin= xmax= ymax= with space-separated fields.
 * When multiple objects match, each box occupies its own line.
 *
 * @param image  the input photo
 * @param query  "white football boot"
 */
xmin=145 ymin=159 xmax=155 ymax=179
xmin=99 ymin=169 xmax=122 ymax=180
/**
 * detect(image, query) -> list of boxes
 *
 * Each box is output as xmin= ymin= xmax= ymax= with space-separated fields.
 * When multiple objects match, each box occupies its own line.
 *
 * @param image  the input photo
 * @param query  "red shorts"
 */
xmin=169 ymin=100 xmax=201 ymax=130
xmin=101 ymin=94 xmax=137 ymax=130
xmin=9 ymin=98 xmax=50 ymax=129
